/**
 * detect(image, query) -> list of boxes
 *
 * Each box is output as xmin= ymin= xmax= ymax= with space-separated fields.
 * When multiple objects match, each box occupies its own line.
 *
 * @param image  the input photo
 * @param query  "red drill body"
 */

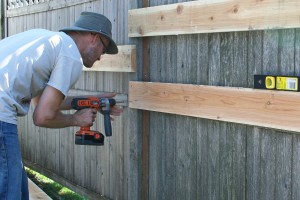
xmin=71 ymin=97 xmax=116 ymax=146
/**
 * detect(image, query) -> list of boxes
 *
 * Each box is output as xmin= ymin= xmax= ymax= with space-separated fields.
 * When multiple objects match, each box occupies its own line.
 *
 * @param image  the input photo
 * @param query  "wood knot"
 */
xmin=177 ymin=5 xmax=184 ymax=14
xmin=233 ymin=5 xmax=239 ymax=13
xmin=138 ymin=26 xmax=144 ymax=35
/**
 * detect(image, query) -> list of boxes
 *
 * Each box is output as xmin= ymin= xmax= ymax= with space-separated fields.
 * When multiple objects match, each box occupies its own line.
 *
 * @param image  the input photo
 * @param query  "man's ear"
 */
xmin=90 ymin=33 xmax=100 ymax=45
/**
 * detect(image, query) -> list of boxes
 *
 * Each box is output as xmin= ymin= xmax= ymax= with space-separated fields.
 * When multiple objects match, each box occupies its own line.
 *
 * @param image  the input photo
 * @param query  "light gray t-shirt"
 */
xmin=0 ymin=29 xmax=83 ymax=124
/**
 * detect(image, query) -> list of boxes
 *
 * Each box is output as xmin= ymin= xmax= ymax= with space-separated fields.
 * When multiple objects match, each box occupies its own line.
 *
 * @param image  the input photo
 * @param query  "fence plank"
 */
xmin=129 ymin=0 xmax=300 ymax=37
xmin=129 ymin=81 xmax=300 ymax=132
xmin=84 ymin=45 xmax=136 ymax=72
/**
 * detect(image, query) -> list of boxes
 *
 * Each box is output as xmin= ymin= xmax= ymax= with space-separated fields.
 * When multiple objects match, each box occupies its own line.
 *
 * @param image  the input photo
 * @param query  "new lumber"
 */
xmin=128 ymin=0 xmax=300 ymax=37
xmin=28 ymin=178 xmax=52 ymax=200
xmin=129 ymin=81 xmax=300 ymax=133
xmin=84 ymin=45 xmax=136 ymax=72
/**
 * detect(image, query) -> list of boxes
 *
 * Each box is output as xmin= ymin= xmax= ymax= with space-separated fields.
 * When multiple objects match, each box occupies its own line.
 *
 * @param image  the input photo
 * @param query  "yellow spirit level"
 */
xmin=254 ymin=75 xmax=299 ymax=91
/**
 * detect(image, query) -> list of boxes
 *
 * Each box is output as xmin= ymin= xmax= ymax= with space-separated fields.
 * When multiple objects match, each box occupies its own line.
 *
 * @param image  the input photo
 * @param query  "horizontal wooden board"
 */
xmin=84 ymin=45 xmax=136 ymax=72
xmin=128 ymin=0 xmax=300 ymax=37
xmin=129 ymin=81 xmax=300 ymax=133
xmin=28 ymin=179 xmax=51 ymax=200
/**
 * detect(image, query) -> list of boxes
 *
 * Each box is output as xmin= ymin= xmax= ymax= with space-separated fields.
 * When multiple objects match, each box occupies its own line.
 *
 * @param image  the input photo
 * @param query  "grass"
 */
xmin=25 ymin=167 xmax=87 ymax=200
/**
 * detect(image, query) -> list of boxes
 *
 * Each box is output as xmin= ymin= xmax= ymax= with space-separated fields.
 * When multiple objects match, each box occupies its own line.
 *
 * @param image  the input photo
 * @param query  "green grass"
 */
xmin=25 ymin=167 xmax=87 ymax=200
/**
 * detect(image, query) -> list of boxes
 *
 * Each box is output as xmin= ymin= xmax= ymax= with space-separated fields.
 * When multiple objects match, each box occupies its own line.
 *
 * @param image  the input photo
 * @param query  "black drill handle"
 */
xmin=103 ymin=111 xmax=112 ymax=137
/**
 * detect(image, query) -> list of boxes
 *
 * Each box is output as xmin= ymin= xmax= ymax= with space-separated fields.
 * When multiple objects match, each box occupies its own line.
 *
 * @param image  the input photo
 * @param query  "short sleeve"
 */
xmin=47 ymin=55 xmax=83 ymax=97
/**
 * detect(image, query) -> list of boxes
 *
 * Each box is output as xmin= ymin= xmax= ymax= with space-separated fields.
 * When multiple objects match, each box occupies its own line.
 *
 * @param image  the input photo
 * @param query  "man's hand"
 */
xmin=94 ymin=93 xmax=124 ymax=120
xmin=73 ymin=108 xmax=98 ymax=127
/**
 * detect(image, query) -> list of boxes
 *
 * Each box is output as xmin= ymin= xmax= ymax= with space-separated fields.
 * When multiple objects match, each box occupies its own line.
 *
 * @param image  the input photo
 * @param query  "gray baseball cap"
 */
xmin=60 ymin=12 xmax=118 ymax=54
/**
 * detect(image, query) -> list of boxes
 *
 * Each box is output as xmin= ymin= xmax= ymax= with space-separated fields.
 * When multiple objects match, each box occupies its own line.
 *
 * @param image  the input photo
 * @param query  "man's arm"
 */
xmin=32 ymin=85 xmax=97 ymax=128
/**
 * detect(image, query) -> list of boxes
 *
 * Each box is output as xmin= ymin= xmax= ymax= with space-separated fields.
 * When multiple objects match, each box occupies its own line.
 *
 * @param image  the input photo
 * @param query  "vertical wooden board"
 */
xmin=116 ymin=0 xmax=128 ymax=43
xmin=208 ymin=33 xmax=221 ymax=86
xmin=100 ymin=118 xmax=111 ymax=196
xmin=295 ymin=29 xmax=300 ymax=76
xmin=175 ymin=116 xmax=198 ymax=200
xmin=171 ymin=29 xmax=208 ymax=200
xmin=292 ymin=134 xmax=300 ymax=200
xmin=121 ymin=108 xmax=130 ymax=200
xmin=66 ymin=112 xmax=75 ymax=181
xmin=231 ymin=124 xmax=246 ymax=200
xmin=260 ymin=130 xmax=276 ymax=200
xmin=54 ymin=129 xmax=60 ymax=173
xmin=219 ymin=122 xmax=232 ymax=200
xmin=74 ymin=144 xmax=86 ymax=186
xmin=274 ymin=131 xmax=292 ymax=200
xmin=27 ymin=107 xmax=35 ymax=162
xmin=149 ymin=36 xmax=162 ymax=82
xmin=59 ymin=126 xmax=72 ymax=181
xmin=84 ymin=145 xmax=92 ymax=189
xmin=262 ymin=30 xmax=279 ymax=73
xmin=148 ymin=112 xmax=164 ymax=200
xmin=185 ymin=34 xmax=200 ymax=84
xmin=93 ymin=118 xmax=106 ymax=195
xmin=246 ymin=127 xmax=261 ymax=200
xmin=126 ymin=109 xmax=141 ymax=200
xmin=117 ymin=116 xmax=126 ymax=200
xmin=176 ymin=35 xmax=192 ymax=84
xmin=38 ymin=126 xmax=47 ymax=167
xmin=220 ymin=32 xmax=233 ymax=86
xmin=259 ymin=29 xmax=278 ymax=199
xmin=233 ymin=32 xmax=248 ymax=87
xmin=247 ymin=30 xmax=263 ymax=87
xmin=163 ymin=114 xmax=176 ymax=199
xmin=19 ymin=116 xmax=28 ymax=159
xmin=278 ymin=29 xmax=295 ymax=75
xmin=196 ymin=118 xmax=209 ymax=199
xmin=47 ymin=128 xmax=60 ymax=171
xmin=196 ymin=33 xmax=209 ymax=85
xmin=148 ymin=31 xmax=163 ymax=199
xmin=207 ymin=121 xmax=220 ymax=200
xmin=274 ymin=29 xmax=294 ymax=200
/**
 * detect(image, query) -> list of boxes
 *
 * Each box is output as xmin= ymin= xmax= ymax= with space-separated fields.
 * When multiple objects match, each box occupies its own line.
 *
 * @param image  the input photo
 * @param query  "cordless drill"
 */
xmin=71 ymin=97 xmax=116 ymax=146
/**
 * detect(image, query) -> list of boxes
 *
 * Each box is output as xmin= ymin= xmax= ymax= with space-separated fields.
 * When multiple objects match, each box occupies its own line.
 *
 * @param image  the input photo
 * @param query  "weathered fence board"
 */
xmin=142 ymin=25 xmax=300 ymax=200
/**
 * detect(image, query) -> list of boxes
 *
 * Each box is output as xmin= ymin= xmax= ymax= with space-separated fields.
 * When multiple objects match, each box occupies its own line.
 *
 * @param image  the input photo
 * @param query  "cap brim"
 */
xmin=59 ymin=27 xmax=118 ymax=54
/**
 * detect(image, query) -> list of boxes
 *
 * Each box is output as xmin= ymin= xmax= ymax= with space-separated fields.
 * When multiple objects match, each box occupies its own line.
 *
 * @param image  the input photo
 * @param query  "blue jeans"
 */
xmin=0 ymin=121 xmax=29 ymax=200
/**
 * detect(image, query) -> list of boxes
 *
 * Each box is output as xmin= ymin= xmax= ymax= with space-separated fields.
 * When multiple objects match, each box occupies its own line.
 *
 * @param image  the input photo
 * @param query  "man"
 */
xmin=0 ymin=12 xmax=122 ymax=199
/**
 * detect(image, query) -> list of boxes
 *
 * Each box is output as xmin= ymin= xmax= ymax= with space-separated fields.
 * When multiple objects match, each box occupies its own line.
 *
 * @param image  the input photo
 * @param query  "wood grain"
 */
xmin=84 ymin=45 xmax=136 ymax=72
xmin=128 ymin=0 xmax=300 ymax=37
xmin=129 ymin=81 xmax=300 ymax=132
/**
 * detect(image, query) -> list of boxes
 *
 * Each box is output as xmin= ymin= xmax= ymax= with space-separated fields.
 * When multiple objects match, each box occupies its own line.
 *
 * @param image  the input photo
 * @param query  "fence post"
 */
xmin=1 ymin=0 xmax=7 ymax=38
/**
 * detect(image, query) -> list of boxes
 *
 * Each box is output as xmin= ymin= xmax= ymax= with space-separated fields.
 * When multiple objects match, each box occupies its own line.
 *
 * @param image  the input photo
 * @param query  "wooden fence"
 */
xmin=3 ymin=0 xmax=300 ymax=199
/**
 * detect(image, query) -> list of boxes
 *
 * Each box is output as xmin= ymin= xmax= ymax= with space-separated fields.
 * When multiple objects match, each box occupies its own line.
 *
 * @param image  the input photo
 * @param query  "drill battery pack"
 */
xmin=75 ymin=131 xmax=104 ymax=146
xmin=254 ymin=75 xmax=300 ymax=91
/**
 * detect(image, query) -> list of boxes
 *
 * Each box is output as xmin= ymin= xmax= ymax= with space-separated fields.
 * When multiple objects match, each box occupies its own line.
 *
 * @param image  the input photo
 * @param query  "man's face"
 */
xmin=82 ymin=34 xmax=109 ymax=68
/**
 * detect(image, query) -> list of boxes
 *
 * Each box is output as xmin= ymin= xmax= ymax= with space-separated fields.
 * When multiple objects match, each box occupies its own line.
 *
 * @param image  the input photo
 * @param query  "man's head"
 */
xmin=60 ymin=12 xmax=118 ymax=67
